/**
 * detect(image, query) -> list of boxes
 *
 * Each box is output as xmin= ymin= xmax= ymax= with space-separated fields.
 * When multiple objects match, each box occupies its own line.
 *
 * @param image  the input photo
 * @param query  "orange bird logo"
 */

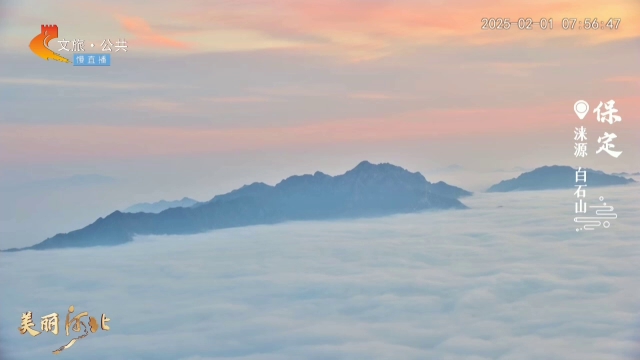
xmin=29 ymin=25 xmax=70 ymax=63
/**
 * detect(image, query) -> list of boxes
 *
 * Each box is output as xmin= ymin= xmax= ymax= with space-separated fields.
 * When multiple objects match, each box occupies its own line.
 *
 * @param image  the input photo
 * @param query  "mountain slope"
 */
xmin=487 ymin=165 xmax=635 ymax=192
xmin=4 ymin=161 xmax=470 ymax=252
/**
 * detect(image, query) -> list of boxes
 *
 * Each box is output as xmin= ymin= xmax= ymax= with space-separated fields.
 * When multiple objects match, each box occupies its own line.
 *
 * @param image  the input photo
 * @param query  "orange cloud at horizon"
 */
xmin=605 ymin=76 xmax=640 ymax=85
xmin=117 ymin=15 xmax=191 ymax=49
xmin=160 ymin=0 xmax=640 ymax=60
xmin=81 ymin=0 xmax=640 ymax=60
xmin=3 ymin=97 xmax=638 ymax=165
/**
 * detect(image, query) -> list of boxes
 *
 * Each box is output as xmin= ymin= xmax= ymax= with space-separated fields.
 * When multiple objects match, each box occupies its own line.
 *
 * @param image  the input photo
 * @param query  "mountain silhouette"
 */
xmin=123 ymin=197 xmax=198 ymax=213
xmin=3 ymin=161 xmax=471 ymax=252
xmin=487 ymin=165 xmax=635 ymax=192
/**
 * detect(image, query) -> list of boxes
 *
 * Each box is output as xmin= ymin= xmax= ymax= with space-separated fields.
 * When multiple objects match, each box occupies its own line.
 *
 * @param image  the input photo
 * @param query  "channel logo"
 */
xmin=29 ymin=25 xmax=70 ymax=63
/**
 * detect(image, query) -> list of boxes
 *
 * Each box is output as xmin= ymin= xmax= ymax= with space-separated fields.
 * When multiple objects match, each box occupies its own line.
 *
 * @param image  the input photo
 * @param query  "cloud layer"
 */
xmin=2 ymin=184 xmax=639 ymax=359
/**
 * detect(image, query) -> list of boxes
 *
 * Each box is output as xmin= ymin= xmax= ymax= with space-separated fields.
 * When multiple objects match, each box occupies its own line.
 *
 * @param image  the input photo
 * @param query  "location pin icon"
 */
xmin=574 ymin=100 xmax=589 ymax=120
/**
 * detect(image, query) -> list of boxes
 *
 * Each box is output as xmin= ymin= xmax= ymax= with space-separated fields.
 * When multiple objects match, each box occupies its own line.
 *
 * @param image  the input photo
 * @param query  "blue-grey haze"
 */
xmin=123 ymin=197 xmax=198 ymax=214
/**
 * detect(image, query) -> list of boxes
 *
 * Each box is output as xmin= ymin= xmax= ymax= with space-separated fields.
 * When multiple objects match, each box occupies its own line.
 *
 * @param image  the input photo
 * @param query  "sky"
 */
xmin=0 ymin=0 xmax=639 ymax=247
xmin=2 ymin=185 xmax=640 ymax=359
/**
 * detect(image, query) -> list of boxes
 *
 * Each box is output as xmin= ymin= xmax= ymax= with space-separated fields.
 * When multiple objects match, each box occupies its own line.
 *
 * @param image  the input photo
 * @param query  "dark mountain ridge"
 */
xmin=3 ymin=161 xmax=471 ymax=252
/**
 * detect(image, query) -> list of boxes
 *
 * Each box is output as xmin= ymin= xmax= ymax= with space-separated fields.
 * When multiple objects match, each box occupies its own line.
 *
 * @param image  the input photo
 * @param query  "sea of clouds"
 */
xmin=1 ymin=184 xmax=639 ymax=360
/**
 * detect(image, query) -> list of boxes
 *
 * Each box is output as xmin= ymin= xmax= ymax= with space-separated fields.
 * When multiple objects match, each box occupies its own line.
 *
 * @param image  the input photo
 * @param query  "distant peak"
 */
xmin=532 ymin=165 xmax=573 ymax=172
xmin=351 ymin=161 xmax=404 ymax=172
xmin=355 ymin=160 xmax=373 ymax=168
xmin=241 ymin=182 xmax=269 ymax=189
xmin=105 ymin=210 xmax=123 ymax=219
xmin=487 ymin=164 xmax=635 ymax=192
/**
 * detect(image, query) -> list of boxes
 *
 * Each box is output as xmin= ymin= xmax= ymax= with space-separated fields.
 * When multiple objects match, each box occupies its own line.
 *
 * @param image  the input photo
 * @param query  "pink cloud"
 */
xmin=204 ymin=97 xmax=275 ymax=103
xmin=4 ymin=98 xmax=638 ymax=165
xmin=347 ymin=93 xmax=410 ymax=100
xmin=0 ymin=78 xmax=164 ymax=89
